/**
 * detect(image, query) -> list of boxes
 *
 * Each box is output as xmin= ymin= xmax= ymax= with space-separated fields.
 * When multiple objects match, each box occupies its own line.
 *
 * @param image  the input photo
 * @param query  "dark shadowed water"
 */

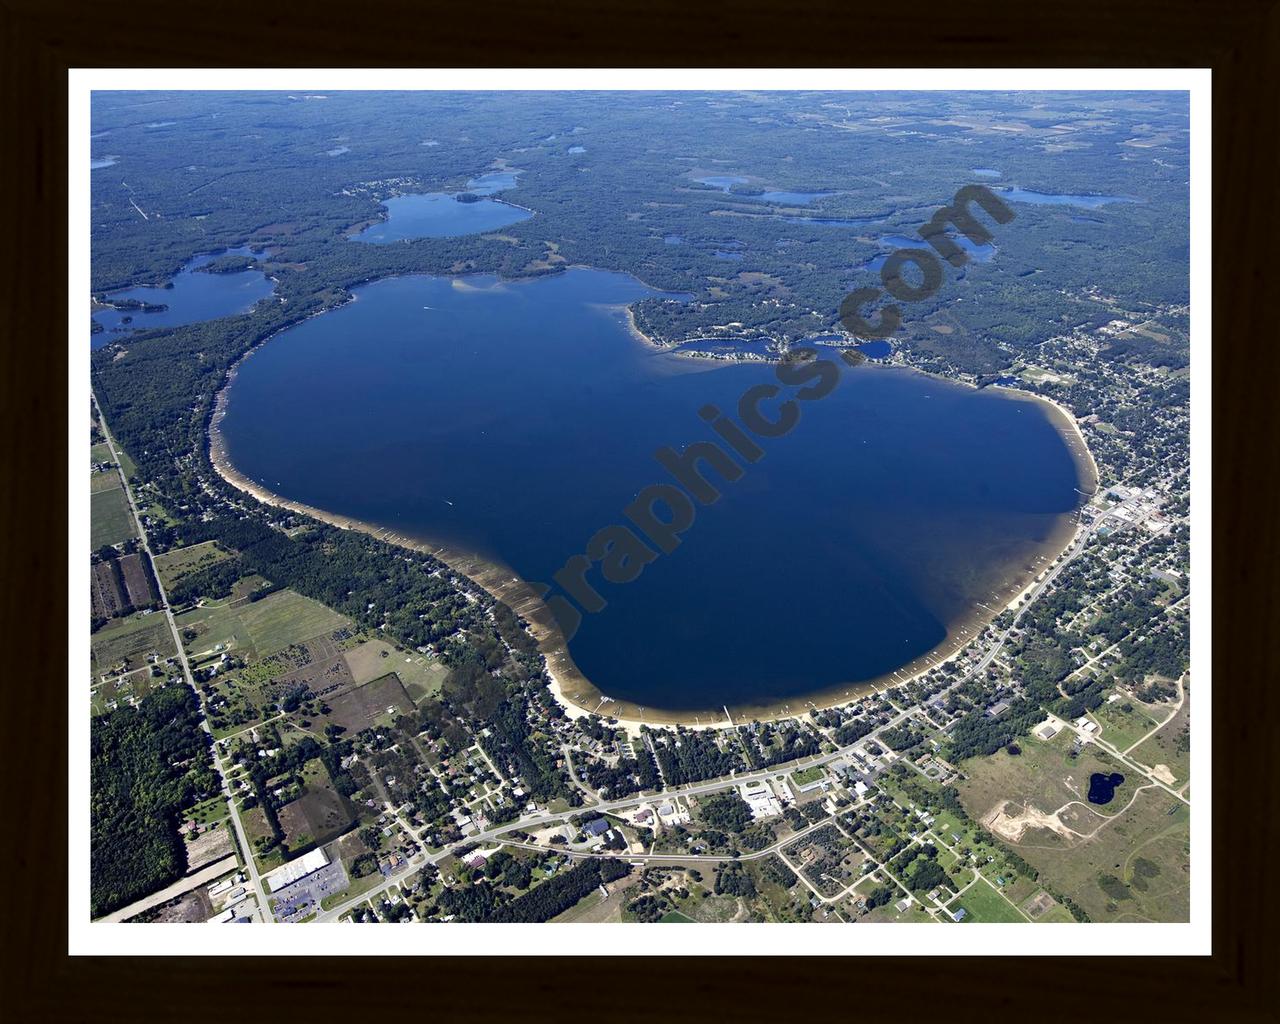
xmin=1088 ymin=772 xmax=1125 ymax=805
xmin=217 ymin=269 xmax=1087 ymax=711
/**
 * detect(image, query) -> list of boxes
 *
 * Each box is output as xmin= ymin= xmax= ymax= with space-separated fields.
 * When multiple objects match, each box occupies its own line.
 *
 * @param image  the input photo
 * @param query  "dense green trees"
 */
xmin=90 ymin=685 xmax=218 ymax=917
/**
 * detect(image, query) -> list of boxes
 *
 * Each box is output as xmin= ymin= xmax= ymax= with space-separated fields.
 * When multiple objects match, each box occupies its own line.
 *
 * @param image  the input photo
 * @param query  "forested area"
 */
xmin=435 ymin=856 xmax=629 ymax=922
xmin=650 ymin=727 xmax=745 ymax=785
xmin=90 ymin=685 xmax=219 ymax=917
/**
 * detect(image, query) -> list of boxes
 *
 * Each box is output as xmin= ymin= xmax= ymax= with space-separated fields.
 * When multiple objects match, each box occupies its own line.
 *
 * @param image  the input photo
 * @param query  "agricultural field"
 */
xmin=177 ymin=587 xmax=350 ymax=662
xmin=90 ymin=470 xmax=121 ymax=494
xmin=90 ymin=485 xmax=135 ymax=548
xmin=343 ymin=638 xmax=450 ymax=702
xmin=319 ymin=674 xmax=415 ymax=735
xmin=152 ymin=540 xmax=234 ymax=590
xmin=90 ymin=613 xmax=176 ymax=680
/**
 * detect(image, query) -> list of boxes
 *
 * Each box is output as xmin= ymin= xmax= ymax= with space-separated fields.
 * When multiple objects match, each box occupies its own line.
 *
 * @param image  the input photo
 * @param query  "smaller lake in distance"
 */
xmin=91 ymin=247 xmax=274 ymax=348
xmin=466 ymin=170 xmax=522 ymax=195
xmin=863 ymin=232 xmax=995 ymax=272
xmin=999 ymin=188 xmax=1141 ymax=209
xmin=353 ymin=192 xmax=532 ymax=243
xmin=753 ymin=190 xmax=841 ymax=205
xmin=782 ymin=214 xmax=884 ymax=229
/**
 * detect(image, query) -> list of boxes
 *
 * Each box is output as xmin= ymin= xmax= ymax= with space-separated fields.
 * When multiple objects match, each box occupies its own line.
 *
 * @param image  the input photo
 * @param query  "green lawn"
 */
xmin=90 ymin=486 xmax=135 ymax=548
xmin=792 ymin=765 xmax=826 ymax=786
xmin=953 ymin=879 xmax=1028 ymax=923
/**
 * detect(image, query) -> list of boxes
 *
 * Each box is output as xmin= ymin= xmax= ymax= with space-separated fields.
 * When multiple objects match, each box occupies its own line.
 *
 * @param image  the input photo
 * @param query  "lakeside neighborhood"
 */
xmin=90 ymin=291 xmax=1190 ymax=926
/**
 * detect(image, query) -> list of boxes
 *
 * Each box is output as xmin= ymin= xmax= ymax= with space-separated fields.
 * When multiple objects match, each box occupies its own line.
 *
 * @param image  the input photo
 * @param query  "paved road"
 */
xmin=97 ymin=854 xmax=239 ymax=923
xmin=93 ymin=394 xmax=273 ymax=922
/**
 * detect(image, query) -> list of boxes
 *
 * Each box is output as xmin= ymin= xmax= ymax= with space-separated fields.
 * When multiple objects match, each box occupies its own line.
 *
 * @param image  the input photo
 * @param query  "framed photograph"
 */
xmin=5 ymin=1 xmax=1275 ymax=1017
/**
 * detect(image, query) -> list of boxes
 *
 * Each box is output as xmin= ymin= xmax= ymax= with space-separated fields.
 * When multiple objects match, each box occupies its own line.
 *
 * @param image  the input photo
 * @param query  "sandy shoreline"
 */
xmin=208 ymin=308 xmax=1100 ymax=733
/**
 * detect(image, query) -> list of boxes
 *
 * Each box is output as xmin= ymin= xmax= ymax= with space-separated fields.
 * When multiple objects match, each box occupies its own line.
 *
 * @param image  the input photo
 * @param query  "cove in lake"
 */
xmin=216 ymin=269 xmax=1092 ymax=718
xmin=91 ymin=247 xmax=274 ymax=349
xmin=1088 ymin=772 xmax=1125 ymax=805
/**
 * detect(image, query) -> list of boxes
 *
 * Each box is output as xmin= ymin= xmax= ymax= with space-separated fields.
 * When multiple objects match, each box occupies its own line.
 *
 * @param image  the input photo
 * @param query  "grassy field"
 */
xmin=90 ymin=486 xmax=135 ymax=548
xmin=1129 ymin=687 xmax=1190 ymax=788
xmin=1088 ymin=697 xmax=1163 ymax=752
xmin=957 ymin=731 xmax=1191 ymax=922
xmin=90 ymin=470 xmax=121 ymax=494
xmin=343 ymin=638 xmax=449 ymax=702
xmin=952 ymin=879 xmax=1028 ymax=922
xmin=791 ymin=765 xmax=826 ymax=787
xmin=153 ymin=540 xmax=234 ymax=589
xmin=90 ymin=614 xmax=176 ymax=679
xmin=90 ymin=442 xmax=113 ymax=465
xmin=177 ymin=588 xmax=350 ymax=661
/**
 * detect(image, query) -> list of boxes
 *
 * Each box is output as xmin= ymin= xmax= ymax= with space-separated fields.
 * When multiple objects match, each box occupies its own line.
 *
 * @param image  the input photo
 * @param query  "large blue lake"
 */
xmin=218 ymin=269 xmax=1088 ymax=713
xmin=91 ymin=247 xmax=274 ymax=349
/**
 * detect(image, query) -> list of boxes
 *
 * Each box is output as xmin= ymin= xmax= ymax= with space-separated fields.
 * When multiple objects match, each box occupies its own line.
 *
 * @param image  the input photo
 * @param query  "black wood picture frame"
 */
xmin=3 ymin=1 xmax=1276 ymax=1018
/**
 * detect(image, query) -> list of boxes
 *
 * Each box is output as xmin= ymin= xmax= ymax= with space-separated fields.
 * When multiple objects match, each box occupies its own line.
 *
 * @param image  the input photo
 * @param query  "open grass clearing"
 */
xmin=90 ymin=613 xmax=176 ymax=680
xmin=953 ymin=878 xmax=1027 ymax=922
xmin=1089 ymin=697 xmax=1163 ymax=752
xmin=1129 ymin=686 xmax=1190 ymax=787
xmin=90 ymin=486 xmax=135 ymax=548
xmin=153 ymin=540 xmax=234 ymax=589
xmin=177 ymin=587 xmax=349 ymax=662
xmin=343 ymin=638 xmax=449 ymax=702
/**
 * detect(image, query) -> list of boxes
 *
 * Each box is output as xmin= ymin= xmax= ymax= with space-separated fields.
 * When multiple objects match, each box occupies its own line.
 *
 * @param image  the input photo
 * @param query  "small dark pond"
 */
xmin=1087 ymin=772 xmax=1125 ymax=805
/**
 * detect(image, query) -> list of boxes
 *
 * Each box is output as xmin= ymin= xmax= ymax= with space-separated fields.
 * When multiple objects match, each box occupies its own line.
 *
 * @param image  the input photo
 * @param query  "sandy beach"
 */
xmin=208 ymin=316 xmax=1100 ymax=734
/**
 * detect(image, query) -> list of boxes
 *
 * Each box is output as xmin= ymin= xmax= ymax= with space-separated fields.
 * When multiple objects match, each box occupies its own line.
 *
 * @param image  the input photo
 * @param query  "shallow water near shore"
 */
xmin=216 ymin=268 xmax=1091 ymax=715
